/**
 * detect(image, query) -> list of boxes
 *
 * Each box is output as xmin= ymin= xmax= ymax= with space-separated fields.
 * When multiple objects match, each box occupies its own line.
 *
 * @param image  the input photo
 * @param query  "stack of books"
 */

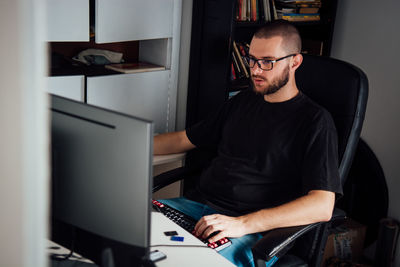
xmin=231 ymin=41 xmax=250 ymax=81
xmin=236 ymin=0 xmax=278 ymax=22
xmin=275 ymin=0 xmax=321 ymax=22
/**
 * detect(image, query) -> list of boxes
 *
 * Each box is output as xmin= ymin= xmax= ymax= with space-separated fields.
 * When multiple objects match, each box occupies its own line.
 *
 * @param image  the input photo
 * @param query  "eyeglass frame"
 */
xmin=242 ymin=53 xmax=298 ymax=71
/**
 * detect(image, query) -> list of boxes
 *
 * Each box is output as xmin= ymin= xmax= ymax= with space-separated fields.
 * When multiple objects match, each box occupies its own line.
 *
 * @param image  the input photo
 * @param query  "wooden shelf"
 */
xmin=50 ymin=64 xmax=120 ymax=77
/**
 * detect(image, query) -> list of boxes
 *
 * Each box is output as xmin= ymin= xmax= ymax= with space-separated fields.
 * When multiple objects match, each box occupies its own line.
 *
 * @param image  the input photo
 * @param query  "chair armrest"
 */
xmin=251 ymin=208 xmax=346 ymax=265
xmin=331 ymin=208 xmax=346 ymax=220
xmin=152 ymin=163 xmax=203 ymax=193
xmin=252 ymin=223 xmax=323 ymax=264
xmin=152 ymin=166 xmax=187 ymax=193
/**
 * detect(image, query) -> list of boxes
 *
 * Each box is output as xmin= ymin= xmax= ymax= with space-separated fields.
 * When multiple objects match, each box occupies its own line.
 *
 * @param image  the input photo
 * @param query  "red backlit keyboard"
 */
xmin=152 ymin=200 xmax=232 ymax=251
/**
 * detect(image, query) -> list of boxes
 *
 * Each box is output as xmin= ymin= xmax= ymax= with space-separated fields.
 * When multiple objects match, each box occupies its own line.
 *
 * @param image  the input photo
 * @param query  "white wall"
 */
xmin=0 ymin=0 xmax=48 ymax=266
xmin=331 ymin=0 xmax=400 ymax=265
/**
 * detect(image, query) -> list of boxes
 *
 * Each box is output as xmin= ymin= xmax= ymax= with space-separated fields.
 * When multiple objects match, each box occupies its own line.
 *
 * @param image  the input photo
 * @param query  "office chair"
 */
xmin=153 ymin=54 xmax=369 ymax=266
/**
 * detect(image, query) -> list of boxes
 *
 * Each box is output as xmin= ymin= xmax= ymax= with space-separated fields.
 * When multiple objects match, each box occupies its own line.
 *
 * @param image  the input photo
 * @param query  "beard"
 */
xmin=251 ymin=65 xmax=290 ymax=95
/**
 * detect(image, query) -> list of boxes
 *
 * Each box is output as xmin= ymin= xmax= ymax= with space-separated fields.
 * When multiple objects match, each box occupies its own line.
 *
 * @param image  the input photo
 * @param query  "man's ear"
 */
xmin=291 ymin=53 xmax=303 ymax=71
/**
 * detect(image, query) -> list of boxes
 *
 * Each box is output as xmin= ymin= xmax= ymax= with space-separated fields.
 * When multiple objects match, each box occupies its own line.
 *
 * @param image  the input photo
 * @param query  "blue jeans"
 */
xmin=158 ymin=197 xmax=263 ymax=267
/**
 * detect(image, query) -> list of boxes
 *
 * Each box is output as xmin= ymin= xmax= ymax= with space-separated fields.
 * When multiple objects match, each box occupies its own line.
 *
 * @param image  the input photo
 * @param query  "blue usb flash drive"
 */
xmin=170 ymin=236 xmax=184 ymax=242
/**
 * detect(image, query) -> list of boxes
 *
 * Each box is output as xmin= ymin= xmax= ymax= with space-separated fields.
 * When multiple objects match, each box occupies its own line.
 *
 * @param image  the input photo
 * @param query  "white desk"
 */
xmin=48 ymin=154 xmax=231 ymax=266
xmin=151 ymin=211 xmax=235 ymax=267
xmin=151 ymin=154 xmax=234 ymax=266
xmin=47 ymin=240 xmax=97 ymax=266
xmin=48 ymin=212 xmax=234 ymax=267
xmin=153 ymin=153 xmax=185 ymax=166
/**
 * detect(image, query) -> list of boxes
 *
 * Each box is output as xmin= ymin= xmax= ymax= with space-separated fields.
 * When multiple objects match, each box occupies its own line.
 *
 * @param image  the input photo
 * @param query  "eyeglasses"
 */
xmin=243 ymin=54 xmax=297 ymax=71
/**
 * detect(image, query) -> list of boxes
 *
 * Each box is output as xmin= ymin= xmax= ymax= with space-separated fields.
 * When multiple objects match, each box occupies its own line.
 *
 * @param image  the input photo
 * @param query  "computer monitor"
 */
xmin=50 ymin=95 xmax=153 ymax=266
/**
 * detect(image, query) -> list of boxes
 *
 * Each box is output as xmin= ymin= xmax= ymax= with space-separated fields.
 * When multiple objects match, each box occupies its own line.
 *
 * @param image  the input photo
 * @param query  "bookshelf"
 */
xmin=186 ymin=0 xmax=337 ymax=127
xmin=45 ymin=0 xmax=182 ymax=134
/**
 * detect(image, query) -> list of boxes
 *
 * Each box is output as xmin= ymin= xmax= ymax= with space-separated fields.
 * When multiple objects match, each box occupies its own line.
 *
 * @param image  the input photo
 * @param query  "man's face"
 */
xmin=248 ymin=36 xmax=291 ymax=96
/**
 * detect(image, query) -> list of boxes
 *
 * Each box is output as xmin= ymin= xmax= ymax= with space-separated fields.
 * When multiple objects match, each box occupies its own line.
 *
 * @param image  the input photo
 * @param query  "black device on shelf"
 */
xmin=152 ymin=200 xmax=232 ymax=251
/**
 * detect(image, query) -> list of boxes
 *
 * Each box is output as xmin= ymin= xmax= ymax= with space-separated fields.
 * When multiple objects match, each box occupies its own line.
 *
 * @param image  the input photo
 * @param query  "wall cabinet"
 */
xmin=95 ymin=0 xmax=174 ymax=43
xmin=87 ymin=71 xmax=171 ymax=134
xmin=46 ymin=0 xmax=174 ymax=43
xmin=46 ymin=0 xmax=182 ymax=133
xmin=46 ymin=76 xmax=85 ymax=102
xmin=46 ymin=0 xmax=89 ymax=42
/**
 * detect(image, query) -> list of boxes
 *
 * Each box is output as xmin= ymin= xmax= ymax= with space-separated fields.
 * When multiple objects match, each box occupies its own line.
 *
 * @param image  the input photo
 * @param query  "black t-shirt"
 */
xmin=186 ymin=90 xmax=342 ymax=216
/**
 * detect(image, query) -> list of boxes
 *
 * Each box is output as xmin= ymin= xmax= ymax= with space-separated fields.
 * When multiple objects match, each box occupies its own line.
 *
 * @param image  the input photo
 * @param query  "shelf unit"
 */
xmin=45 ymin=0 xmax=182 ymax=134
xmin=186 ymin=0 xmax=337 ymax=127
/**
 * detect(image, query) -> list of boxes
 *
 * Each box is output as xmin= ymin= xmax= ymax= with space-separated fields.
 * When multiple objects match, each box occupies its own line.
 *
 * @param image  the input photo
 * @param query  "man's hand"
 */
xmin=193 ymin=190 xmax=334 ymax=244
xmin=194 ymin=214 xmax=247 ymax=243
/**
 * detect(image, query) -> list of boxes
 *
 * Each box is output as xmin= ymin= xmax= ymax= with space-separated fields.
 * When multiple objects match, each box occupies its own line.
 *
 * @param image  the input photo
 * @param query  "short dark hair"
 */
xmin=254 ymin=20 xmax=302 ymax=54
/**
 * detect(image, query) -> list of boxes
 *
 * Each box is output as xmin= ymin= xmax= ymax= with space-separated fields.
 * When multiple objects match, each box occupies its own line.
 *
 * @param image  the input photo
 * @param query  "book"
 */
xmin=271 ymin=0 xmax=278 ymax=20
xmin=278 ymin=0 xmax=319 ymax=3
xmin=105 ymin=62 xmax=165 ymax=74
xmin=232 ymin=52 xmax=242 ymax=78
xmin=231 ymin=63 xmax=237 ymax=80
xmin=233 ymin=41 xmax=249 ymax=78
xmin=282 ymin=13 xmax=320 ymax=21
xmin=237 ymin=0 xmax=242 ymax=21
xmin=238 ymin=42 xmax=248 ymax=57
xmin=262 ymin=0 xmax=271 ymax=21
xmin=241 ymin=0 xmax=247 ymax=21
xmin=299 ymin=7 xmax=319 ymax=13
xmin=247 ymin=0 xmax=251 ymax=21
xmin=251 ymin=0 xmax=257 ymax=21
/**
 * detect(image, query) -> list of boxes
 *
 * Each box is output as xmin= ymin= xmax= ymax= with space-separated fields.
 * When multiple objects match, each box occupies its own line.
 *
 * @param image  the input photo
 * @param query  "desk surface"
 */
xmin=47 ymin=240 xmax=96 ymax=265
xmin=48 ymin=212 xmax=234 ymax=267
xmin=151 ymin=211 xmax=235 ymax=267
xmin=153 ymin=153 xmax=185 ymax=166
xmin=152 ymin=154 xmax=233 ymax=266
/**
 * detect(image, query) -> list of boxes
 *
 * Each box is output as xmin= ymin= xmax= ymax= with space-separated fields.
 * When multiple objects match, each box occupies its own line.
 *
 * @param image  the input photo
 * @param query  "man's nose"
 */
xmin=252 ymin=63 xmax=263 ymax=75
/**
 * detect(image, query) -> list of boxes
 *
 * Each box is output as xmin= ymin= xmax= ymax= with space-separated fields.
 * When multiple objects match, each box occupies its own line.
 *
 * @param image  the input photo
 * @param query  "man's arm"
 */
xmin=194 ymin=189 xmax=335 ymax=243
xmin=154 ymin=130 xmax=196 ymax=155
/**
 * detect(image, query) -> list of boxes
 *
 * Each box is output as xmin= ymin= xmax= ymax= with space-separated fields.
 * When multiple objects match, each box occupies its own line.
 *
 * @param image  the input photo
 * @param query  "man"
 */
xmin=154 ymin=20 xmax=342 ymax=267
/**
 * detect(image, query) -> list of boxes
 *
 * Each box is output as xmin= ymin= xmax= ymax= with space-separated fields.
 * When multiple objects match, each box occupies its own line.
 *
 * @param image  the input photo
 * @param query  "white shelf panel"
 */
xmin=46 ymin=76 xmax=85 ymax=102
xmin=95 ymin=0 xmax=174 ymax=43
xmin=87 ymin=70 xmax=171 ymax=133
xmin=46 ymin=0 xmax=89 ymax=42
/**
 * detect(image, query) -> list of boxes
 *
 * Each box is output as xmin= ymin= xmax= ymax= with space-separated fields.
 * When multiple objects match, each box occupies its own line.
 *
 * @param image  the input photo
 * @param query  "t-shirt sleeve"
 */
xmin=301 ymin=111 xmax=343 ymax=196
xmin=186 ymin=96 xmax=236 ymax=149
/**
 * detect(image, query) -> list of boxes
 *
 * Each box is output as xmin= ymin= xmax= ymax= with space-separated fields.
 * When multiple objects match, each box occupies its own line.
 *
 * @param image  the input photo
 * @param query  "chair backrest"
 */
xmin=185 ymin=55 xmax=369 ymax=196
xmin=296 ymin=54 xmax=368 ymax=185
xmin=290 ymin=54 xmax=368 ymax=266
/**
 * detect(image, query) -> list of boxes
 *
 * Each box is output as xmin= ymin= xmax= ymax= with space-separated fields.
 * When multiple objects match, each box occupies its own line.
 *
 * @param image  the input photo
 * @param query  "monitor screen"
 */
xmin=50 ymin=95 xmax=153 ymax=265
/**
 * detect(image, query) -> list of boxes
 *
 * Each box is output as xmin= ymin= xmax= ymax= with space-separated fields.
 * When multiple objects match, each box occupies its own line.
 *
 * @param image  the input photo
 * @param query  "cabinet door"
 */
xmin=46 ymin=76 xmax=85 ymax=102
xmin=87 ymin=71 xmax=170 ymax=133
xmin=95 ymin=0 xmax=174 ymax=43
xmin=46 ymin=0 xmax=89 ymax=41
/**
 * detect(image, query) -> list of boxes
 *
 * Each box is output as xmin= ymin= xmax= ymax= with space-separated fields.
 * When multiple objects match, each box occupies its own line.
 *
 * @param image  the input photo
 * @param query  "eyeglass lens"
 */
xmin=244 ymin=57 xmax=272 ymax=70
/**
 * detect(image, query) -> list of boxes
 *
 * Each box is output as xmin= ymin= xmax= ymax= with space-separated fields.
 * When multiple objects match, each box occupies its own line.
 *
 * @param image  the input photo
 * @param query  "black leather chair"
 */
xmin=153 ymin=54 xmax=369 ymax=267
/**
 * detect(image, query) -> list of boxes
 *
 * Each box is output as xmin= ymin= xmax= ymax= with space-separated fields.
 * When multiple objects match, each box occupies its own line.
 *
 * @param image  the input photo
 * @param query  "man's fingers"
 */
xmin=208 ymin=231 xmax=225 ymax=244
xmin=194 ymin=217 xmax=204 ymax=232
xmin=201 ymin=223 xmax=220 ymax=239
xmin=194 ymin=216 xmax=208 ymax=235
xmin=194 ymin=215 xmax=217 ymax=237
